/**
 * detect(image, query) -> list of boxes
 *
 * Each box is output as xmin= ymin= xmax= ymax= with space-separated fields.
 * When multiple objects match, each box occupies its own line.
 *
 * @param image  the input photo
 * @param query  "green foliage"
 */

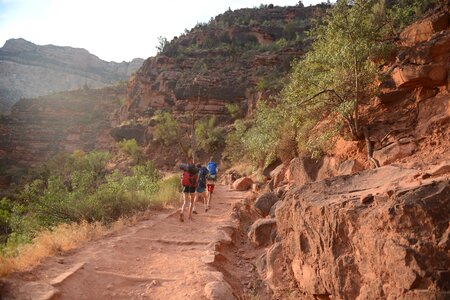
xmin=388 ymin=0 xmax=439 ymax=31
xmin=153 ymin=111 xmax=182 ymax=147
xmin=241 ymin=101 xmax=282 ymax=167
xmin=223 ymin=120 xmax=249 ymax=164
xmin=195 ymin=116 xmax=224 ymax=153
xmin=1 ymin=151 xmax=167 ymax=253
xmin=156 ymin=36 xmax=178 ymax=57
xmin=225 ymin=103 xmax=240 ymax=119
xmin=117 ymin=139 xmax=143 ymax=161
xmin=282 ymin=0 xmax=392 ymax=152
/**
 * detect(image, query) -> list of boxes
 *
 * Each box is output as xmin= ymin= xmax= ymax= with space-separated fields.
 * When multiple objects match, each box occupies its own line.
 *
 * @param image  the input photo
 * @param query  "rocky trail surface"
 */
xmin=2 ymin=186 xmax=260 ymax=300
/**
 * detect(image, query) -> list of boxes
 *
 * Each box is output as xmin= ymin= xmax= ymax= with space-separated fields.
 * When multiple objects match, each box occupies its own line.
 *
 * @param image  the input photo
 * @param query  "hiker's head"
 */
xmin=209 ymin=156 xmax=213 ymax=161
xmin=196 ymin=163 xmax=201 ymax=168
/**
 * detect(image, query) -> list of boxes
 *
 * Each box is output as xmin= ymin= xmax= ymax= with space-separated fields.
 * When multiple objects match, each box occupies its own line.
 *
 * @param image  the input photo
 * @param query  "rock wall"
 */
xmin=120 ymin=5 xmax=322 ymax=123
xmin=0 ymin=38 xmax=143 ymax=113
xmin=275 ymin=166 xmax=449 ymax=299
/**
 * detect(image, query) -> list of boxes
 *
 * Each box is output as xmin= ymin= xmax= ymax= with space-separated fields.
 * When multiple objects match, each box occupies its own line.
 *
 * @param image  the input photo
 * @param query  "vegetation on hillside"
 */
xmin=0 ymin=147 xmax=180 ymax=272
xmin=223 ymin=0 xmax=442 ymax=167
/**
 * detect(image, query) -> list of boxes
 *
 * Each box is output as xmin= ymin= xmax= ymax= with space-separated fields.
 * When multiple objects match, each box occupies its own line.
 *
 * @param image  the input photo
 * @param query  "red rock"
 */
xmin=247 ymin=218 xmax=277 ymax=248
xmin=232 ymin=177 xmax=253 ymax=191
xmin=373 ymin=141 xmax=416 ymax=166
xmin=276 ymin=166 xmax=449 ymax=299
xmin=400 ymin=12 xmax=449 ymax=47
xmin=391 ymin=63 xmax=447 ymax=89
xmin=416 ymin=95 xmax=450 ymax=136
xmin=338 ymin=159 xmax=364 ymax=176
xmin=254 ymin=192 xmax=279 ymax=217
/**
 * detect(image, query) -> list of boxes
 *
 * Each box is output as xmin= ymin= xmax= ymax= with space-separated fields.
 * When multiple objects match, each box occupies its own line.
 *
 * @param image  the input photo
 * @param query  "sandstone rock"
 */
xmin=269 ymin=200 xmax=281 ymax=218
xmin=426 ymin=160 xmax=450 ymax=177
xmin=204 ymin=280 xmax=235 ymax=300
xmin=254 ymin=192 xmax=279 ymax=217
xmin=276 ymin=165 xmax=449 ymax=300
xmin=286 ymin=157 xmax=320 ymax=185
xmin=338 ymin=159 xmax=364 ymax=176
xmin=400 ymin=12 xmax=449 ymax=46
xmin=316 ymin=156 xmax=338 ymax=181
xmin=262 ymin=159 xmax=282 ymax=177
xmin=265 ymin=242 xmax=287 ymax=291
xmin=416 ymin=95 xmax=450 ymax=136
xmin=232 ymin=177 xmax=253 ymax=191
xmin=373 ymin=141 xmax=416 ymax=166
xmin=248 ymin=218 xmax=277 ymax=248
xmin=269 ymin=163 xmax=287 ymax=188
xmin=415 ymin=87 xmax=439 ymax=102
xmin=391 ymin=63 xmax=447 ymax=89
xmin=378 ymin=89 xmax=413 ymax=104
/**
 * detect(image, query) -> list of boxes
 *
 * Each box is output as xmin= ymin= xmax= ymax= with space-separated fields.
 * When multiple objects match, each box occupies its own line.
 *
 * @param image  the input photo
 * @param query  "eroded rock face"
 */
xmin=248 ymin=218 xmax=277 ymax=248
xmin=275 ymin=166 xmax=450 ymax=299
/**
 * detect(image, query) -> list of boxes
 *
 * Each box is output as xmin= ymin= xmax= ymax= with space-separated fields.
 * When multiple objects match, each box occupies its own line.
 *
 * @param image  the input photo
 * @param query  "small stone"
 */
xmin=57 ymin=258 xmax=65 ymax=264
xmin=150 ymin=280 xmax=158 ymax=286
xmin=136 ymin=258 xmax=140 ymax=261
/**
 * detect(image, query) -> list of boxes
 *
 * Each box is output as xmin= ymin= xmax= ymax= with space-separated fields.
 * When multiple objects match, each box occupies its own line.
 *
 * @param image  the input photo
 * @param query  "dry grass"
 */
xmin=0 ymin=215 xmax=146 ymax=277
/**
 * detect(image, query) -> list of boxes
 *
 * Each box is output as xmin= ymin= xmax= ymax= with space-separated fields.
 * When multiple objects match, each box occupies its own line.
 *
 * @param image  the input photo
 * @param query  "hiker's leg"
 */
xmin=181 ymin=192 xmax=188 ymax=213
xmin=188 ymin=192 xmax=195 ymax=220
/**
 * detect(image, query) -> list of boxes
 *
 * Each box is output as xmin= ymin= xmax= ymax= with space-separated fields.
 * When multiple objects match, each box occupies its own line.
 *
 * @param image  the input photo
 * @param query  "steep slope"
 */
xmin=232 ymin=9 xmax=450 ymax=300
xmin=0 ymin=84 xmax=126 ymax=167
xmin=0 ymin=38 xmax=143 ymax=113
xmin=116 ymin=4 xmax=325 ymax=163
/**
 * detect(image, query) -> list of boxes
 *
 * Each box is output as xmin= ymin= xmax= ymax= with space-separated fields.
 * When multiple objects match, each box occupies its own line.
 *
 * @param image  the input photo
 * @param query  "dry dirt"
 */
xmin=1 ymin=185 xmax=263 ymax=300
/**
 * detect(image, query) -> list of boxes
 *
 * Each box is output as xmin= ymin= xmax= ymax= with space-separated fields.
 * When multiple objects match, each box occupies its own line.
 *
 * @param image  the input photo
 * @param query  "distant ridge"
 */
xmin=0 ymin=38 xmax=144 ymax=113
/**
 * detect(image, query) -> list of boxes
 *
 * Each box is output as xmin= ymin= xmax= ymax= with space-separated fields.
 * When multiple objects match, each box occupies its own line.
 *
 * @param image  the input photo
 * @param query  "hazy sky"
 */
xmin=0 ymin=0 xmax=326 ymax=62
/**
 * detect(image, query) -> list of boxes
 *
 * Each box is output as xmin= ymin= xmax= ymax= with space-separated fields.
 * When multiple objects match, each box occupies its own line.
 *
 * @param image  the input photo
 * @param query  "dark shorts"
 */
xmin=207 ymin=184 xmax=215 ymax=193
xmin=183 ymin=186 xmax=196 ymax=193
xmin=196 ymin=186 xmax=206 ymax=193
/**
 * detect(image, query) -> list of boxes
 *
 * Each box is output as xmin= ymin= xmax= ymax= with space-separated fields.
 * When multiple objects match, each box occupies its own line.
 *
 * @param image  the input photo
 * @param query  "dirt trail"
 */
xmin=3 ymin=186 xmax=252 ymax=300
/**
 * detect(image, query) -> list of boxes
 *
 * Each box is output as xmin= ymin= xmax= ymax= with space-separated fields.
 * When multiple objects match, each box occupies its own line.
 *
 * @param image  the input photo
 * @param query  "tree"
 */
xmin=283 ymin=0 xmax=391 ymax=142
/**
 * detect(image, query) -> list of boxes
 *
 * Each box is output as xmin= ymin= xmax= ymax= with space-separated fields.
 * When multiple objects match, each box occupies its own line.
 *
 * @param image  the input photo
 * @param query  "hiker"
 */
xmin=179 ymin=160 xmax=198 ymax=221
xmin=206 ymin=157 xmax=218 ymax=211
xmin=194 ymin=163 xmax=209 ymax=212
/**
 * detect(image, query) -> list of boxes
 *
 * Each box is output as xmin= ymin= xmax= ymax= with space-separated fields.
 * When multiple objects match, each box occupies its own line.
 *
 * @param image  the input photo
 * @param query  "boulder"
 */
xmin=269 ymin=200 xmax=282 ymax=218
xmin=276 ymin=165 xmax=449 ymax=300
xmin=286 ymin=157 xmax=321 ymax=185
xmin=391 ymin=63 xmax=447 ymax=89
xmin=232 ymin=177 xmax=253 ymax=191
xmin=416 ymin=95 xmax=450 ymax=136
xmin=204 ymin=281 xmax=235 ymax=300
xmin=338 ymin=159 xmax=364 ymax=176
xmin=426 ymin=160 xmax=450 ymax=177
xmin=373 ymin=141 xmax=416 ymax=166
xmin=265 ymin=242 xmax=287 ymax=291
xmin=415 ymin=87 xmax=439 ymax=102
xmin=254 ymin=192 xmax=279 ymax=217
xmin=400 ymin=12 xmax=449 ymax=46
xmin=269 ymin=163 xmax=287 ymax=188
xmin=262 ymin=159 xmax=282 ymax=177
xmin=248 ymin=218 xmax=277 ymax=248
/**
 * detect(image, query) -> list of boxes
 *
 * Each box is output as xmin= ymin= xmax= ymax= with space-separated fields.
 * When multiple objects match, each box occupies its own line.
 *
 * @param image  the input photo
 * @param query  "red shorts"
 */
xmin=207 ymin=184 xmax=215 ymax=193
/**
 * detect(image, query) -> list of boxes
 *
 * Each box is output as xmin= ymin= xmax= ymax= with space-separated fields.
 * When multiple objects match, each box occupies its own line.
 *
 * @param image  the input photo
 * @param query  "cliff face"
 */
xmin=0 ymin=38 xmax=143 ymax=113
xmin=0 ymin=85 xmax=125 ymax=167
xmin=120 ymin=5 xmax=323 ymax=123
xmin=241 ymin=9 xmax=450 ymax=300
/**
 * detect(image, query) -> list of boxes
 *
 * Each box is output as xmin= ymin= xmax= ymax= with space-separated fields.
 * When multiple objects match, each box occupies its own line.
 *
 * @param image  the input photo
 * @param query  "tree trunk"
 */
xmin=363 ymin=126 xmax=380 ymax=168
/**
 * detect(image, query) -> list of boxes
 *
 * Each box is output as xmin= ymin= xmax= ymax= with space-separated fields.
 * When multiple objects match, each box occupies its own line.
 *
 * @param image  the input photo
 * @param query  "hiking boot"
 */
xmin=193 ymin=210 xmax=198 ymax=214
xmin=179 ymin=213 xmax=184 ymax=222
xmin=205 ymin=207 xmax=208 ymax=212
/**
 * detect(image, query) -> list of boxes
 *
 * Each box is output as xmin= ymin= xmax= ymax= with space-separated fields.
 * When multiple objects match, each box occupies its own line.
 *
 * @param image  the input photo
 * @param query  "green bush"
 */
xmin=117 ymin=139 xmax=144 ymax=162
xmin=195 ymin=116 xmax=224 ymax=153
xmin=153 ymin=111 xmax=182 ymax=147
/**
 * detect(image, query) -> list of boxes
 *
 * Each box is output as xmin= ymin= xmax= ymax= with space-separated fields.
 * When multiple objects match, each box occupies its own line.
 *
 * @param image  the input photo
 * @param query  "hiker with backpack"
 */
xmin=194 ymin=163 xmax=210 ymax=212
xmin=206 ymin=157 xmax=218 ymax=211
xmin=179 ymin=160 xmax=198 ymax=222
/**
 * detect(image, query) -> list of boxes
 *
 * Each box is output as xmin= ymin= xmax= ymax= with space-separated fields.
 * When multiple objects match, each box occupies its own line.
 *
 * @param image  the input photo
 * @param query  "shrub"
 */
xmin=153 ymin=111 xmax=182 ymax=147
xmin=117 ymin=139 xmax=144 ymax=162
